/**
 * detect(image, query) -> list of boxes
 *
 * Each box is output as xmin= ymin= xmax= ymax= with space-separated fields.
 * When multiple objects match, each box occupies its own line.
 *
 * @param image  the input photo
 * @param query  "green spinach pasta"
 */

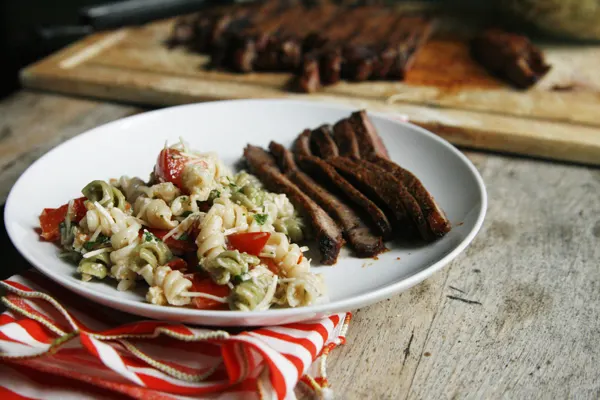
xmin=38 ymin=139 xmax=325 ymax=311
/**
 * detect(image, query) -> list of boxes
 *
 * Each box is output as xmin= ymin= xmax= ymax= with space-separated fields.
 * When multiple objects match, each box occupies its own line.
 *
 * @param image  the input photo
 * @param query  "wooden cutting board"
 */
xmin=19 ymin=9 xmax=600 ymax=166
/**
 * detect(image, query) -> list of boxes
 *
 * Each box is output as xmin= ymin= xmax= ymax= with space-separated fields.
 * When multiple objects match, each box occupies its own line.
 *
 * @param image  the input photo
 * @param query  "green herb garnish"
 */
xmin=83 ymin=234 xmax=110 ymax=250
xmin=209 ymin=189 xmax=221 ymax=200
xmin=178 ymin=233 xmax=189 ymax=241
xmin=144 ymin=231 xmax=156 ymax=242
xmin=253 ymin=213 xmax=268 ymax=225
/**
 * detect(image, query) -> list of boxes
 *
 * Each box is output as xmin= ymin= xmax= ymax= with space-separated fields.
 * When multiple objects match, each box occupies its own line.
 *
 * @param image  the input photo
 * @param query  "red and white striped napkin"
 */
xmin=0 ymin=271 xmax=350 ymax=400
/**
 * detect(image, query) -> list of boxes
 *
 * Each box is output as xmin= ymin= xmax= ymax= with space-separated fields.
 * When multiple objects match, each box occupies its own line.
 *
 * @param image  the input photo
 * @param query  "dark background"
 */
xmin=0 ymin=0 xmax=112 ymax=99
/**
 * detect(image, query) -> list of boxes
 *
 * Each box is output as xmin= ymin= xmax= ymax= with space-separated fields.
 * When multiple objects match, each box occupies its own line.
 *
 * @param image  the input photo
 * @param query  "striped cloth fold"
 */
xmin=0 ymin=271 xmax=350 ymax=400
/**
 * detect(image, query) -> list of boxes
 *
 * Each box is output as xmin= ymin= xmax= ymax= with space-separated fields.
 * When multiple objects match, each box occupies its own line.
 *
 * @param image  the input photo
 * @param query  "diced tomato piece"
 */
xmin=147 ymin=228 xmax=197 ymax=253
xmin=187 ymin=274 xmax=230 ymax=310
xmin=72 ymin=197 xmax=87 ymax=222
xmin=227 ymin=232 xmax=271 ymax=256
xmin=260 ymin=257 xmax=279 ymax=274
xmin=166 ymin=258 xmax=188 ymax=271
xmin=155 ymin=148 xmax=187 ymax=189
xmin=39 ymin=197 xmax=87 ymax=242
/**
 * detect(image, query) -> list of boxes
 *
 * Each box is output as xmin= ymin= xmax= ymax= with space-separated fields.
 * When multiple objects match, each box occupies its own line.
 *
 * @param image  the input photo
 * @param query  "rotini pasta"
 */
xmin=204 ymin=250 xmax=260 ymax=285
xmin=229 ymin=266 xmax=278 ymax=311
xmin=40 ymin=139 xmax=325 ymax=311
xmin=148 ymin=266 xmax=192 ymax=306
xmin=260 ymin=232 xmax=310 ymax=278
xmin=82 ymin=180 xmax=127 ymax=211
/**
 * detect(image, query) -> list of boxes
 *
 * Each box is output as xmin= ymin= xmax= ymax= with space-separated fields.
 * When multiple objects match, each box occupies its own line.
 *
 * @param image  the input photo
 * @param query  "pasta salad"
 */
xmin=38 ymin=140 xmax=326 ymax=311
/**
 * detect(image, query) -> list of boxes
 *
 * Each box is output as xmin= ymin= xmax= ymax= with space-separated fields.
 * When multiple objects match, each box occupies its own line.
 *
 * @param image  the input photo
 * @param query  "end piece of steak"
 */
xmin=244 ymin=145 xmax=344 ymax=265
xmin=471 ymin=28 xmax=551 ymax=89
xmin=349 ymin=110 xmax=389 ymax=159
xmin=270 ymin=141 xmax=386 ymax=257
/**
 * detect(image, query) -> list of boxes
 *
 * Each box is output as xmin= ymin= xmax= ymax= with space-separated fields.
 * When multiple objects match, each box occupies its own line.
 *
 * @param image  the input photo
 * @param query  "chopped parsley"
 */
xmin=83 ymin=234 xmax=110 ymax=250
xmin=253 ymin=213 xmax=268 ymax=225
xmin=143 ymin=231 xmax=157 ymax=242
xmin=209 ymin=189 xmax=221 ymax=199
xmin=178 ymin=233 xmax=189 ymax=241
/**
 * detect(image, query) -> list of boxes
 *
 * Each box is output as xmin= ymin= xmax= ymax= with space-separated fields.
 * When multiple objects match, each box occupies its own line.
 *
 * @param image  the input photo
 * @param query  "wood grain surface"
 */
xmin=18 ymin=12 xmax=600 ymax=166
xmin=1 ymin=91 xmax=599 ymax=398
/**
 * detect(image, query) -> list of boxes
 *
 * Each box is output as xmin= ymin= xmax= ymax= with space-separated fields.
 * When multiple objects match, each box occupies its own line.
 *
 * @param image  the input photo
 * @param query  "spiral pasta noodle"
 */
xmin=117 ymin=176 xmax=146 ymax=204
xmin=141 ymin=182 xmax=181 ymax=203
xmin=229 ymin=266 xmax=278 ymax=311
xmin=77 ymin=251 xmax=111 ymax=282
xmin=134 ymin=197 xmax=178 ymax=230
xmin=82 ymin=180 xmax=127 ymax=211
xmin=277 ymin=273 xmax=325 ymax=308
xmin=147 ymin=266 xmax=192 ymax=306
xmin=204 ymin=250 xmax=260 ymax=285
xmin=196 ymin=213 xmax=226 ymax=261
xmin=261 ymin=232 xmax=310 ymax=278
xmin=170 ymin=194 xmax=200 ymax=217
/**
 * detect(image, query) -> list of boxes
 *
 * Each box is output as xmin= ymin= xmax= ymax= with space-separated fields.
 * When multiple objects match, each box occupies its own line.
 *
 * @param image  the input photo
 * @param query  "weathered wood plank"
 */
xmin=327 ymin=152 xmax=600 ymax=399
xmin=1 ymin=91 xmax=600 ymax=399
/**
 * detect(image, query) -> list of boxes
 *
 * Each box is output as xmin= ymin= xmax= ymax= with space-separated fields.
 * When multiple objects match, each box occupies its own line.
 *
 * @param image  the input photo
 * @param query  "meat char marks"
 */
xmin=294 ymin=129 xmax=394 ymax=240
xmin=367 ymin=155 xmax=451 ymax=237
xmin=331 ymin=109 xmax=451 ymax=238
xmin=243 ymin=109 xmax=451 ymax=266
xmin=244 ymin=145 xmax=344 ymax=265
xmin=348 ymin=110 xmax=389 ymax=159
xmin=471 ymin=28 xmax=551 ymax=89
xmin=270 ymin=141 xmax=386 ymax=257
xmin=173 ymin=0 xmax=433 ymax=93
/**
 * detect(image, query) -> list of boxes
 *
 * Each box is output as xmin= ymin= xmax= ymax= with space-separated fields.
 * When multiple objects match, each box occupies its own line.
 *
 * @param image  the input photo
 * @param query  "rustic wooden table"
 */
xmin=1 ymin=91 xmax=599 ymax=399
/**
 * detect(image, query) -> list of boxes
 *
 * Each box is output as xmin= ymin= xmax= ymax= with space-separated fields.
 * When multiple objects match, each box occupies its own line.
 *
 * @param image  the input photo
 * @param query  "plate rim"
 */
xmin=4 ymin=98 xmax=487 ymax=321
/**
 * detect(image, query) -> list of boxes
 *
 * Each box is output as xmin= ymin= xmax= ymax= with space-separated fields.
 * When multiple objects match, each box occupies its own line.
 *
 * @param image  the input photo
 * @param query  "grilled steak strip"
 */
xmin=293 ymin=128 xmax=314 ymax=157
xmin=333 ymin=119 xmax=360 ymax=158
xmin=296 ymin=154 xmax=393 ymax=240
xmin=471 ymin=28 xmax=551 ymax=89
xmin=383 ymin=16 xmax=433 ymax=80
xmin=244 ymin=145 xmax=344 ymax=265
xmin=328 ymin=156 xmax=431 ymax=240
xmin=367 ymin=155 xmax=451 ymax=237
xmin=270 ymin=141 xmax=385 ymax=257
xmin=310 ymin=125 xmax=339 ymax=159
xmin=349 ymin=110 xmax=389 ymax=159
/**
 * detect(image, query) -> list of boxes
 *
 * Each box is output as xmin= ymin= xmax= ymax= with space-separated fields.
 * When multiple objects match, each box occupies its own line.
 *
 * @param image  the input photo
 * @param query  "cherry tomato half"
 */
xmin=39 ymin=197 xmax=87 ymax=242
xmin=186 ymin=274 xmax=231 ymax=310
xmin=154 ymin=148 xmax=187 ymax=189
xmin=227 ymin=232 xmax=271 ymax=256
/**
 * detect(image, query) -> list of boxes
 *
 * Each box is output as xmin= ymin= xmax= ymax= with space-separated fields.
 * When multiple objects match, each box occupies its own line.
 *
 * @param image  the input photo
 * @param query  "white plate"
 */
xmin=4 ymin=100 xmax=486 ymax=326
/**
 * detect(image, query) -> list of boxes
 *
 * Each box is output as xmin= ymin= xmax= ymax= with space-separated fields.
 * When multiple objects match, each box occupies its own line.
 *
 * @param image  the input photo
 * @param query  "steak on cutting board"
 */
xmin=270 ymin=141 xmax=386 ymax=257
xmin=471 ymin=28 xmax=551 ymax=89
xmin=244 ymin=144 xmax=344 ymax=265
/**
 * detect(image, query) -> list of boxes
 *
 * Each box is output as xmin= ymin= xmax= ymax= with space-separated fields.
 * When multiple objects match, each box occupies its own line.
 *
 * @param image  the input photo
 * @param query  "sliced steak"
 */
xmin=333 ymin=119 xmax=360 ymax=158
xmin=367 ymin=155 xmax=451 ymax=237
xmin=471 ymin=28 xmax=551 ymax=89
xmin=296 ymin=56 xmax=322 ymax=93
xmin=310 ymin=125 xmax=339 ymax=159
xmin=349 ymin=110 xmax=389 ymax=159
xmin=270 ymin=141 xmax=385 ymax=257
xmin=293 ymin=129 xmax=314 ymax=157
xmin=296 ymin=155 xmax=393 ymax=240
xmin=328 ymin=156 xmax=431 ymax=240
xmin=244 ymin=145 xmax=344 ymax=265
